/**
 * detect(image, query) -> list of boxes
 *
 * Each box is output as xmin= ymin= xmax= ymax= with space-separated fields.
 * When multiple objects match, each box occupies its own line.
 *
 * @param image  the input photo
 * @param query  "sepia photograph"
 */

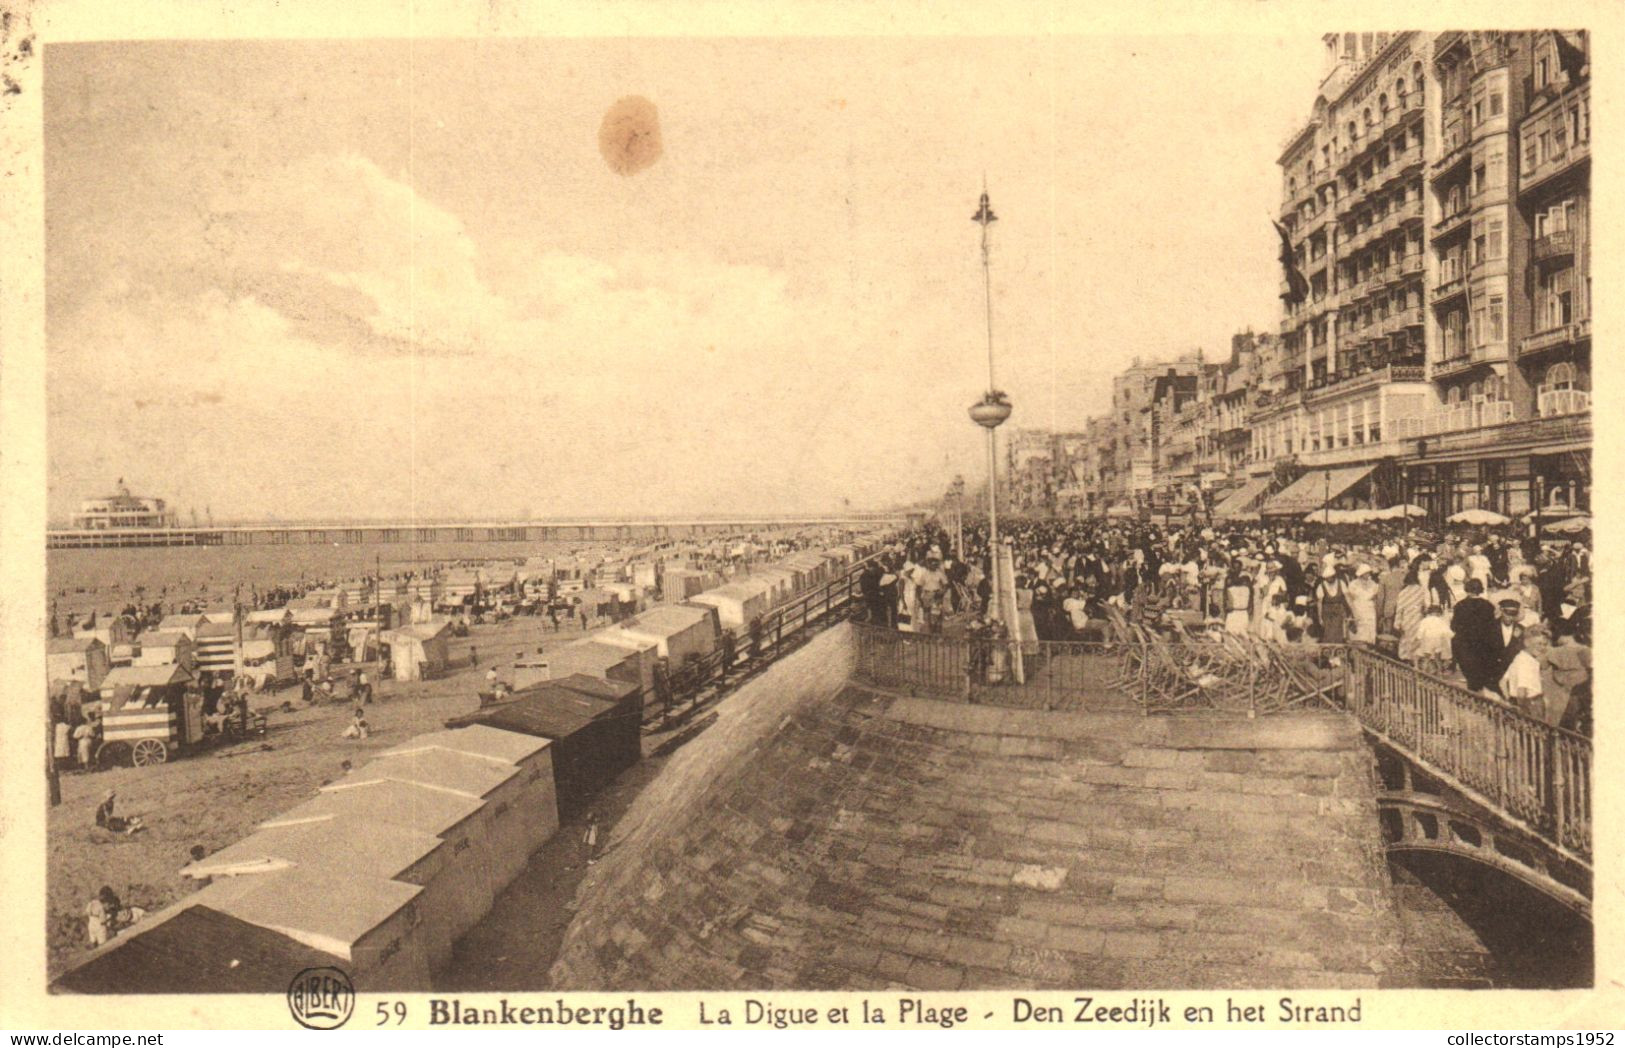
xmin=1 ymin=4 xmax=1611 ymax=1031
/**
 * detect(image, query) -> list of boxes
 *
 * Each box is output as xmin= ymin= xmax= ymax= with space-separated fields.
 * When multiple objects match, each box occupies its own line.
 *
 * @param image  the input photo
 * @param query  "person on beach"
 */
xmin=95 ymin=791 xmax=143 ymax=835
xmin=342 ymin=707 xmax=369 ymax=740
xmin=85 ymin=887 xmax=118 ymax=948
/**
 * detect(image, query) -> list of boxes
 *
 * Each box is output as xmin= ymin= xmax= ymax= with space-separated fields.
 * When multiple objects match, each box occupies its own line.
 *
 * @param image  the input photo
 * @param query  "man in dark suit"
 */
xmin=1492 ymin=597 xmax=1526 ymax=680
xmin=1450 ymin=578 xmax=1502 ymax=693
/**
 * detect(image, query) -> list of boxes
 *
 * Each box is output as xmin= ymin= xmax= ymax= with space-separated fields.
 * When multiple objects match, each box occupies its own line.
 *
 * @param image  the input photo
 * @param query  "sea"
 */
xmin=47 ymin=539 xmax=637 ymax=617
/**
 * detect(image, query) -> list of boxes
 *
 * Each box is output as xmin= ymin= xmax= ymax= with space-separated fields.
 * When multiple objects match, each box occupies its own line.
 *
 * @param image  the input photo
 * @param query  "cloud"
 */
xmin=50 ymin=152 xmax=964 ymax=521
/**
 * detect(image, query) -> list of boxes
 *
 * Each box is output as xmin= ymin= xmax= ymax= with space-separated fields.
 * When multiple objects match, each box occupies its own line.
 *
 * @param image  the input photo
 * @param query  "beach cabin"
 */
xmin=440 ymin=570 xmax=482 ymax=606
xmin=292 ymin=588 xmax=349 ymax=615
xmin=154 ymin=613 xmax=209 ymax=640
xmin=660 ymin=567 xmax=720 ymax=603
xmin=193 ymin=866 xmax=429 ymax=991
xmin=329 ymin=748 xmax=538 ymax=906
xmin=598 ymin=605 xmax=719 ymax=665
xmin=180 ymin=816 xmax=456 ymax=970
xmin=449 ymin=676 xmax=641 ymax=819
xmin=757 ymin=568 xmax=798 ymax=607
xmin=192 ymin=621 xmax=238 ymax=676
xmin=380 ymin=621 xmax=452 ymax=682
xmin=542 ymin=637 xmax=654 ymax=694
xmin=382 ymin=725 xmax=559 ymax=875
xmin=96 ymin=662 xmax=197 ymax=707
xmin=51 ymin=904 xmax=344 ymax=995
xmin=689 ymin=578 xmax=772 ymax=630
xmin=48 ymin=636 xmax=111 ymax=690
xmin=130 ymin=631 xmax=195 ymax=672
xmin=260 ymin=779 xmax=493 ymax=965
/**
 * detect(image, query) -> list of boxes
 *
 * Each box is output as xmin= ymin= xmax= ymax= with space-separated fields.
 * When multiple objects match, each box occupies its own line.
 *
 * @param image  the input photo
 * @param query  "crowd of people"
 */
xmin=860 ymin=516 xmax=1591 ymax=735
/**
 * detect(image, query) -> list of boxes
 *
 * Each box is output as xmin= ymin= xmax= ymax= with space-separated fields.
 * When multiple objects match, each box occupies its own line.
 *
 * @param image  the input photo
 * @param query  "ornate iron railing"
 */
xmin=1341 ymin=645 xmax=1590 ymax=864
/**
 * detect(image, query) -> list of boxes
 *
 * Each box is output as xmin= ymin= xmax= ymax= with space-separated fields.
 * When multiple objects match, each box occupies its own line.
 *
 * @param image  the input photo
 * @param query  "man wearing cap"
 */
xmin=1492 ymin=597 xmax=1529 ymax=683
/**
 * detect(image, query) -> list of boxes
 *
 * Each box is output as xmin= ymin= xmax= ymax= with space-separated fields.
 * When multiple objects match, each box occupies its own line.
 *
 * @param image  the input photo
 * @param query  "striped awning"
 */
xmin=1260 ymin=465 xmax=1376 ymax=517
xmin=1212 ymin=476 xmax=1272 ymax=519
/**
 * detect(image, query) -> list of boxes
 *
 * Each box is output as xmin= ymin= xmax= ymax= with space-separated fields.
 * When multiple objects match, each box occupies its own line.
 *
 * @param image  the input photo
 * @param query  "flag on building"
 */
xmin=1273 ymin=220 xmax=1309 ymax=305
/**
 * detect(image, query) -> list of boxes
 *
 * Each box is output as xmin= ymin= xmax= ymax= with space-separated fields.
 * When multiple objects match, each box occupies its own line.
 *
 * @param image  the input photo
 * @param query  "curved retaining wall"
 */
xmin=552 ymin=623 xmax=1402 ymax=990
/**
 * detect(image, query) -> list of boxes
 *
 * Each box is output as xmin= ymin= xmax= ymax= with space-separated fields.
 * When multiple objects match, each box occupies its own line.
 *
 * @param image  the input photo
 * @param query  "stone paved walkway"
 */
xmin=551 ymin=636 xmax=1404 ymax=990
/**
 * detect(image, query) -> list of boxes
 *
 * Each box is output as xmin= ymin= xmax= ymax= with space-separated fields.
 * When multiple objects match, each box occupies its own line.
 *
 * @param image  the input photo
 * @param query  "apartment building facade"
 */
xmin=998 ymin=31 xmax=1589 ymax=525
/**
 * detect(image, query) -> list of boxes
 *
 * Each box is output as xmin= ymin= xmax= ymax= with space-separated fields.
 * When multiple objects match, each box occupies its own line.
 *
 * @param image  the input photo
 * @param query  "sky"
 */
xmin=44 ymin=35 xmax=1324 ymax=523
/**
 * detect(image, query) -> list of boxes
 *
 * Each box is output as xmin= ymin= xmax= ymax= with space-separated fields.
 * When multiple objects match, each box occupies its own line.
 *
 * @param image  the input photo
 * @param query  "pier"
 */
xmin=46 ymin=514 xmax=914 ymax=550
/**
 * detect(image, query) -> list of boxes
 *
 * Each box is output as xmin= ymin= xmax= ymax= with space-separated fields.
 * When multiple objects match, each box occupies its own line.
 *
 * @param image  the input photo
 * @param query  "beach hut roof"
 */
xmin=382 ymin=725 xmax=550 ymax=766
xmin=450 ymin=680 xmax=629 ymax=740
xmin=51 ymin=905 xmax=341 ymax=994
xmin=100 ymin=664 xmax=194 ymax=689
xmin=182 ymin=816 xmax=444 ymax=882
xmin=263 ymin=778 xmax=484 ymax=839
xmin=385 ymin=621 xmax=452 ymax=642
xmin=195 ymin=866 xmax=422 ymax=959
xmin=135 ymin=630 xmax=190 ymax=648
xmin=329 ymin=748 xmax=520 ymax=800
xmin=48 ymin=636 xmax=102 ymax=654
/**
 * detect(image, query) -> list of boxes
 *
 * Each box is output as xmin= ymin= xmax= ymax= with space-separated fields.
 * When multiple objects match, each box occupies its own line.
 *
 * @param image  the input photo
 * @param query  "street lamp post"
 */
xmin=968 ymin=187 xmax=1012 ymax=552
xmin=1400 ymin=465 xmax=1410 ymax=540
xmin=1324 ymin=470 xmax=1332 ymax=528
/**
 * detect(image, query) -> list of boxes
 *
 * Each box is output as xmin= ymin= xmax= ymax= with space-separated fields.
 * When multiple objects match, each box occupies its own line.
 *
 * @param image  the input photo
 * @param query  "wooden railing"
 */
xmin=1341 ymin=646 xmax=1591 ymax=864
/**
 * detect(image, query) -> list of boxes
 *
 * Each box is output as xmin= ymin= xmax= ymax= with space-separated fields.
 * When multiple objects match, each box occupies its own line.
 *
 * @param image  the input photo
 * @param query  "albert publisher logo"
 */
xmin=287 ymin=966 xmax=355 ymax=1030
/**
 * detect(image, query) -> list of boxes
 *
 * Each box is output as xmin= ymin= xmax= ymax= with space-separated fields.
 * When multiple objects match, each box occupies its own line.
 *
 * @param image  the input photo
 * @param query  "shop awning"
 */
xmin=1212 ymin=476 xmax=1273 ymax=519
xmin=1260 ymin=464 xmax=1376 ymax=517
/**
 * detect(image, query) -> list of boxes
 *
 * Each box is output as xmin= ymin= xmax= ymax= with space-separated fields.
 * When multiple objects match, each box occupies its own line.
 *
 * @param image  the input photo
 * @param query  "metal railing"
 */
xmin=1341 ymin=646 xmax=1591 ymax=864
xmin=642 ymin=553 xmax=877 ymax=727
xmin=850 ymin=617 xmax=1343 ymax=717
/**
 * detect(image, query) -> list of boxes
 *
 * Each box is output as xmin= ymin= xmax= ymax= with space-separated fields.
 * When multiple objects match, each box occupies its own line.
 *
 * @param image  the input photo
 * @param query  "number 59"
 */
xmin=376 ymin=1001 xmax=407 ymax=1025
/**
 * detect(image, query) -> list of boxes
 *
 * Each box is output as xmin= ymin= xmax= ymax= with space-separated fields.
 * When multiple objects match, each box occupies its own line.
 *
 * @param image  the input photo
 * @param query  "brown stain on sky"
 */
xmin=598 ymin=96 xmax=662 ymax=176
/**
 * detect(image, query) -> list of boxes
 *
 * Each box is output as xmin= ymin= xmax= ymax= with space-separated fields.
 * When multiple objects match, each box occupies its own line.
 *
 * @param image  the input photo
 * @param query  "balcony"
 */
xmin=1432 ymin=137 xmax=1472 ymax=176
xmin=1389 ymin=399 xmax=1517 ymax=439
xmin=1303 ymin=362 xmax=1428 ymax=403
xmin=1538 ymin=389 xmax=1591 ymax=418
xmin=1389 ymin=143 xmax=1424 ymax=177
xmin=1431 ymin=346 xmax=1503 ymax=379
xmin=1532 ymin=229 xmax=1576 ymax=265
xmin=1397 ymin=253 xmax=1424 ymax=279
xmin=1389 ymin=305 xmax=1423 ymax=330
xmin=1519 ymin=319 xmax=1591 ymax=359
xmin=1432 ymin=275 xmax=1467 ymax=304
xmin=1433 ymin=209 xmax=1471 ymax=238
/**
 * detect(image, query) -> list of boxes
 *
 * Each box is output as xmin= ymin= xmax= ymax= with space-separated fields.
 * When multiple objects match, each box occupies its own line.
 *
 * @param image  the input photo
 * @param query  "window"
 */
xmin=1396 ymin=80 xmax=1407 ymax=106
xmin=1547 ymin=362 xmax=1575 ymax=391
xmin=1490 ymin=91 xmax=1503 ymax=116
xmin=1488 ymin=217 xmax=1503 ymax=260
xmin=1473 ymin=232 xmax=1485 ymax=266
xmin=1524 ymin=131 xmax=1540 ymax=169
xmin=1488 ymin=296 xmax=1504 ymax=342
xmin=1487 ymin=147 xmax=1505 ymax=187
xmin=1472 ymin=165 xmax=1486 ymax=195
xmin=1537 ymin=55 xmax=1550 ymax=89
xmin=1473 ymin=305 xmax=1487 ymax=346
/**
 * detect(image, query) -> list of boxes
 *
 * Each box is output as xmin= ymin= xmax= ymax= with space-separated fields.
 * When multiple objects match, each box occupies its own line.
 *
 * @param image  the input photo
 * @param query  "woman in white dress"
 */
xmin=1224 ymin=565 xmax=1252 ymax=635
xmin=1346 ymin=563 xmax=1380 ymax=644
